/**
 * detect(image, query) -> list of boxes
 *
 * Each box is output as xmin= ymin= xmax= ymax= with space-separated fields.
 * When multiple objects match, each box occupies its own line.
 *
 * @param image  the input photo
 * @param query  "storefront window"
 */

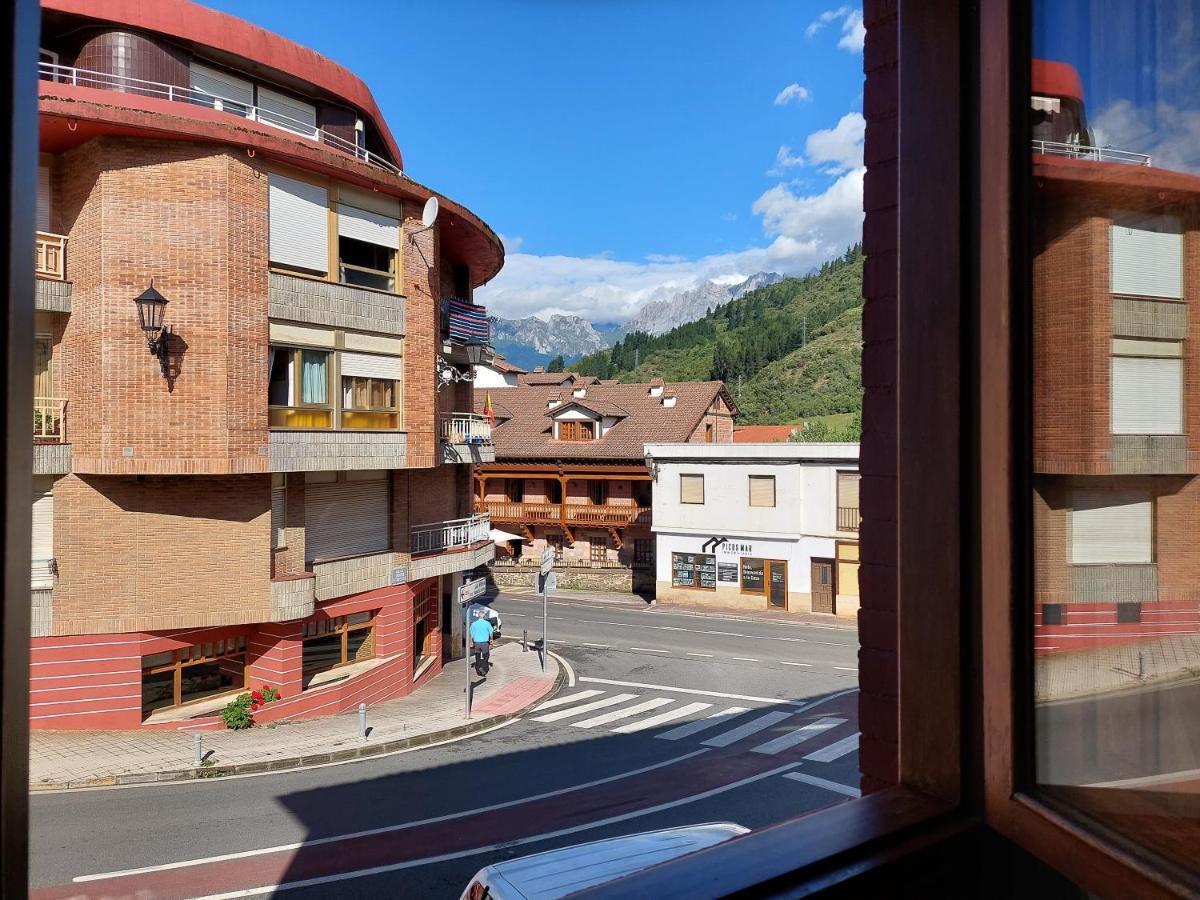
xmin=302 ymin=612 xmax=376 ymax=680
xmin=140 ymin=636 xmax=247 ymax=716
xmin=672 ymin=552 xmax=715 ymax=589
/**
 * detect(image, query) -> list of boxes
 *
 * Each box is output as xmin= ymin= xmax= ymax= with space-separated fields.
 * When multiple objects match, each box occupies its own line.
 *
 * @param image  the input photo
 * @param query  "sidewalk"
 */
xmin=30 ymin=642 xmax=561 ymax=791
xmin=1036 ymin=634 xmax=1200 ymax=701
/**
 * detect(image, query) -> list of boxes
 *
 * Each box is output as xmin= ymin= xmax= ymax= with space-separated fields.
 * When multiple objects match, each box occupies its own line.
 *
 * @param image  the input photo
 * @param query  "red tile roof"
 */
xmin=516 ymin=372 xmax=600 ymax=387
xmin=490 ymin=354 xmax=527 ymax=374
xmin=477 ymin=381 xmax=736 ymax=461
xmin=733 ymin=424 xmax=803 ymax=443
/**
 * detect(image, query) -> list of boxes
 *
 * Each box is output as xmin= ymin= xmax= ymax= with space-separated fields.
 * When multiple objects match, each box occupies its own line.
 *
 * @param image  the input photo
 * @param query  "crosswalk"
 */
xmin=527 ymin=688 xmax=861 ymax=765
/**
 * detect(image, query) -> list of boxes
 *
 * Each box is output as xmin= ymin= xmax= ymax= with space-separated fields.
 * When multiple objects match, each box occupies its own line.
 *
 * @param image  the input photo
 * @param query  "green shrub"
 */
xmin=220 ymin=693 xmax=255 ymax=730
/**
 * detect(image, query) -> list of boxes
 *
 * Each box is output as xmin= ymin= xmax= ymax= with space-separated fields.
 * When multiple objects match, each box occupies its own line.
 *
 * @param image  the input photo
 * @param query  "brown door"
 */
xmin=811 ymin=558 xmax=835 ymax=614
xmin=767 ymin=560 xmax=788 ymax=610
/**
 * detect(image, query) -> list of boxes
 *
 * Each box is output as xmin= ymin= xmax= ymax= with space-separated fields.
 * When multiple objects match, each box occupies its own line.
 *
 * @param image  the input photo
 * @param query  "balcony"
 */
xmin=35 ymin=231 xmax=66 ymax=281
xmin=408 ymin=514 xmax=494 ymax=580
xmin=482 ymin=500 xmax=651 ymax=528
xmin=33 ymin=397 xmax=70 ymax=475
xmin=441 ymin=413 xmax=495 ymax=464
xmin=38 ymin=63 xmax=401 ymax=177
xmin=837 ymin=506 xmax=861 ymax=532
xmin=1031 ymin=139 xmax=1151 ymax=167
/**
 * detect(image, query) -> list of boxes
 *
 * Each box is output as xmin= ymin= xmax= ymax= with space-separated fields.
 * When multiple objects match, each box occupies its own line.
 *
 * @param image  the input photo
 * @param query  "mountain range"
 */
xmin=488 ymin=271 xmax=784 ymax=369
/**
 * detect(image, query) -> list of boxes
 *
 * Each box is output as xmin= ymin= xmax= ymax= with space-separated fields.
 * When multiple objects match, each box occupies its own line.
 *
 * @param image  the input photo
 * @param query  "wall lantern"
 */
xmin=134 ymin=280 xmax=171 ymax=377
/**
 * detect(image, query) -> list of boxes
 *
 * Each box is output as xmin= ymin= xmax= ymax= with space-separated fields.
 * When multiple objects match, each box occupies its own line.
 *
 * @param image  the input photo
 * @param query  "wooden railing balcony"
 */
xmin=481 ymin=499 xmax=650 ymax=527
xmin=837 ymin=506 xmax=861 ymax=532
xmin=566 ymin=504 xmax=651 ymax=527
xmin=36 ymin=232 xmax=66 ymax=280
xmin=484 ymin=501 xmax=561 ymax=524
xmin=34 ymin=397 xmax=66 ymax=443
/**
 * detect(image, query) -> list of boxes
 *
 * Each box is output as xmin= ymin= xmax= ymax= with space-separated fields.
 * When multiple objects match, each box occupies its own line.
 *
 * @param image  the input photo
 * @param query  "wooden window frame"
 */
xmin=301 ymin=612 xmax=377 ymax=673
xmin=590 ymin=533 xmax=607 ymax=562
xmin=268 ymin=343 xmax=333 ymax=429
xmin=558 ymin=420 xmax=596 ymax=442
xmin=739 ymin=556 xmax=767 ymax=596
xmin=141 ymin=636 xmax=248 ymax=712
xmin=748 ymin=474 xmax=776 ymax=508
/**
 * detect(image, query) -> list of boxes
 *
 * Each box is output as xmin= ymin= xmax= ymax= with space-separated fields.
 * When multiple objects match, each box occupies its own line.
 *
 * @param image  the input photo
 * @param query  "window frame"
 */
xmin=268 ymin=343 xmax=333 ymax=429
xmin=748 ymin=474 xmax=776 ymax=508
xmin=300 ymin=612 xmax=377 ymax=675
xmin=679 ymin=473 xmax=705 ymax=504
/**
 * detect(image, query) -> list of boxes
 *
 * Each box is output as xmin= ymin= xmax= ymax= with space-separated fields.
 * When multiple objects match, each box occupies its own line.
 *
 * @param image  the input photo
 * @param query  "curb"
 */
xmin=30 ymin=659 xmax=567 ymax=792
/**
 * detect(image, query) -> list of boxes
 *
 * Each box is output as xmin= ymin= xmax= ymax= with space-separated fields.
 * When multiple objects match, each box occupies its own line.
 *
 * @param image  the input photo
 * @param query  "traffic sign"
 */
xmin=540 ymin=546 xmax=555 ymax=576
xmin=458 ymin=577 xmax=486 ymax=604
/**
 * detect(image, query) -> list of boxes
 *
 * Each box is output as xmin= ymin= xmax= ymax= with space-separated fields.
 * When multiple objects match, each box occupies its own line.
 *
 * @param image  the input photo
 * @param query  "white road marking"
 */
xmin=581 ymin=643 xmax=610 ymax=649
xmin=751 ymin=717 xmax=845 ymax=755
xmin=531 ymin=693 xmax=639 ymax=723
xmin=803 ymin=732 xmax=860 ymax=762
xmin=546 ymin=650 xmax=576 ymax=687
xmin=686 ymin=652 xmax=714 ymax=658
xmin=504 ymin=612 xmax=527 ymax=617
xmin=628 ymin=646 xmax=669 ymax=653
xmin=702 ymin=710 xmax=795 ymax=748
xmin=731 ymin=657 xmax=758 ymax=662
xmin=579 ymin=676 xmax=851 ymax=709
xmin=75 ymin=748 xmax=711 ymax=882
xmin=571 ymin=697 xmax=674 ymax=729
xmin=656 ymin=707 xmax=750 ymax=741
xmin=186 ymin=760 xmax=802 ymax=900
xmin=783 ymin=771 xmax=862 ymax=798
xmin=780 ymin=661 xmax=812 ymax=667
xmin=570 ymin=617 xmax=851 ymax=648
xmin=834 ymin=667 xmax=858 ymax=673
xmin=611 ymin=702 xmax=713 ymax=734
xmin=531 ymin=689 xmax=602 ymax=712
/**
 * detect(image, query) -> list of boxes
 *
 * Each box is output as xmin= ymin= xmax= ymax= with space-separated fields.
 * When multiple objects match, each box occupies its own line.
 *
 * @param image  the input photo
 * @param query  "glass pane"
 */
xmin=1032 ymin=1 xmax=1200 ymax=873
xmin=300 ymin=350 xmax=328 ymax=404
xmin=179 ymin=659 xmax=242 ymax=704
xmin=268 ymin=346 xmax=291 ymax=406
xmin=141 ymin=669 xmax=175 ymax=715
xmin=302 ymin=633 xmax=343 ymax=674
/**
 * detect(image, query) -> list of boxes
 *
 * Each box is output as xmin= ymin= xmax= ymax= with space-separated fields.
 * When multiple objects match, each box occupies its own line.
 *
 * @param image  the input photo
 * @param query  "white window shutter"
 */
xmin=1071 ymin=491 xmax=1152 ymax=564
xmin=680 ymin=474 xmax=704 ymax=504
xmin=268 ymin=173 xmax=329 ymax=273
xmin=256 ymin=86 xmax=318 ymax=137
xmin=838 ymin=471 xmax=860 ymax=508
xmin=1111 ymin=214 xmax=1183 ymax=299
xmin=189 ymin=62 xmax=254 ymax=115
xmin=1111 ymin=356 xmax=1182 ymax=434
xmin=31 ymin=477 xmax=54 ymax=588
xmin=336 ymin=204 xmax=400 ymax=249
xmin=749 ymin=475 xmax=775 ymax=507
xmin=340 ymin=352 xmax=403 ymax=380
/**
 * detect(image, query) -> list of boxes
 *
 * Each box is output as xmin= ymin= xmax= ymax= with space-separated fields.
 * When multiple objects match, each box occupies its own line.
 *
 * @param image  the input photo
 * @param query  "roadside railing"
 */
xmin=38 ymin=62 xmax=402 ymax=176
xmin=1031 ymin=139 xmax=1151 ymax=167
xmin=411 ymin=513 xmax=490 ymax=556
xmin=837 ymin=506 xmax=861 ymax=532
xmin=441 ymin=413 xmax=492 ymax=445
xmin=34 ymin=397 xmax=67 ymax=442
xmin=35 ymin=232 xmax=67 ymax=280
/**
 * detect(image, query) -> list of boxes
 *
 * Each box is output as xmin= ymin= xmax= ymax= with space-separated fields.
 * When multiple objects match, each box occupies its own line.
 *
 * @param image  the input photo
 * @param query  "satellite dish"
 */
xmin=422 ymin=196 xmax=439 ymax=229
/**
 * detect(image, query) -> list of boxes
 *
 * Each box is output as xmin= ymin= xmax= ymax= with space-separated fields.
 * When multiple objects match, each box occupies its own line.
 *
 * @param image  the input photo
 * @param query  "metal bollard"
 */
xmin=523 ymin=628 xmax=528 ymax=652
xmin=359 ymin=702 xmax=367 ymax=741
xmin=193 ymin=733 xmax=203 ymax=767
xmin=1138 ymin=651 xmax=1146 ymax=678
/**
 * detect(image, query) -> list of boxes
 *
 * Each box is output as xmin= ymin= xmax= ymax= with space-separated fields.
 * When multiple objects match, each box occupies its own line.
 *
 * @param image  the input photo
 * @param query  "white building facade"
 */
xmin=645 ymin=443 xmax=861 ymax=617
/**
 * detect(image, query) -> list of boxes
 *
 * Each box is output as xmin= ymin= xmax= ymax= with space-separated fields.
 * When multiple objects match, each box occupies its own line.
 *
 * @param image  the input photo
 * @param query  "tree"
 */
xmin=547 ymin=354 xmax=565 ymax=373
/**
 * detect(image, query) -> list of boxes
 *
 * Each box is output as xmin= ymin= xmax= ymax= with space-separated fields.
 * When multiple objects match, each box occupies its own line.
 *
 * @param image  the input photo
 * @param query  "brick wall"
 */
xmin=56 ymin=137 xmax=269 ymax=475
xmin=272 ymin=473 xmax=308 ymax=577
xmin=52 ymin=473 xmax=271 ymax=634
xmin=402 ymin=214 xmax=438 ymax=468
xmin=860 ymin=0 xmax=899 ymax=794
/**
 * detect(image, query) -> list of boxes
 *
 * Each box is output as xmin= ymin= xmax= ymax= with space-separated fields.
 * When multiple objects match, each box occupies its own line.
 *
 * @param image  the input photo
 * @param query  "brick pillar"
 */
xmin=402 ymin=210 xmax=439 ymax=469
xmin=859 ymin=0 xmax=900 ymax=794
xmin=246 ymin=622 xmax=304 ymax=699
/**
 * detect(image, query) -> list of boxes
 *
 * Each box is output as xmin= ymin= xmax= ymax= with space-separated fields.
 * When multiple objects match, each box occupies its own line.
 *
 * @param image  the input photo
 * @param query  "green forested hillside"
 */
xmin=574 ymin=245 xmax=863 ymax=425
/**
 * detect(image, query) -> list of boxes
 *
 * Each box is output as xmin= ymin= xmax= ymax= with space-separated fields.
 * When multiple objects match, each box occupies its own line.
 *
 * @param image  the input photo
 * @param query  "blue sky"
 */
xmin=204 ymin=1 xmax=866 ymax=321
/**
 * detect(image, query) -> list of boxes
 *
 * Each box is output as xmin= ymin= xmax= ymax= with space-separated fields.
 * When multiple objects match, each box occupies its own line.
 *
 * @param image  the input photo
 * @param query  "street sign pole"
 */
xmin=540 ymin=547 xmax=554 ymax=673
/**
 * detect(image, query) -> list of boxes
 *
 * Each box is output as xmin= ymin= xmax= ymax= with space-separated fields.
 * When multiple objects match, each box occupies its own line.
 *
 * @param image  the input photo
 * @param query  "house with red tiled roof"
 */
xmin=734 ymin=424 xmax=804 ymax=443
xmin=473 ymin=353 xmax=527 ymax=388
xmin=475 ymin=379 xmax=738 ymax=593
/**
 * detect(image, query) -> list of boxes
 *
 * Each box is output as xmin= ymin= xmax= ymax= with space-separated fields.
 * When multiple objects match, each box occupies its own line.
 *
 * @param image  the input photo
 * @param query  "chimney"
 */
xmin=572 ymin=386 xmax=586 ymax=398
xmin=661 ymin=390 xmax=677 ymax=408
xmin=533 ymin=366 xmax=545 ymax=373
xmin=649 ymin=377 xmax=665 ymax=398
xmin=547 ymin=393 xmax=563 ymax=409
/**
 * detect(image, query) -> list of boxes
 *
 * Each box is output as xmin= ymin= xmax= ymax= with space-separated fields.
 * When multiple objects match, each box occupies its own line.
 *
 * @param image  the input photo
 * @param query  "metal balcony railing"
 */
xmin=1031 ymin=139 xmax=1151 ymax=167
xmin=837 ymin=506 xmax=861 ymax=532
xmin=34 ymin=397 xmax=67 ymax=442
xmin=38 ymin=63 xmax=402 ymax=176
xmin=411 ymin=513 xmax=491 ymax=556
xmin=35 ymin=232 xmax=66 ymax=280
xmin=441 ymin=413 xmax=492 ymax=445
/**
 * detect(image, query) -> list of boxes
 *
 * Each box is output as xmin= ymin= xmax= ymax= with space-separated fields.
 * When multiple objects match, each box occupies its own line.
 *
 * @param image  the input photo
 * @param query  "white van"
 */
xmin=459 ymin=823 xmax=748 ymax=899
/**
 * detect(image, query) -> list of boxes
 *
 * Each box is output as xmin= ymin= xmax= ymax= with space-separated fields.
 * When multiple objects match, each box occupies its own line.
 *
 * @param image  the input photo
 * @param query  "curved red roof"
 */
xmin=42 ymin=0 xmax=403 ymax=169
xmin=1032 ymin=59 xmax=1084 ymax=104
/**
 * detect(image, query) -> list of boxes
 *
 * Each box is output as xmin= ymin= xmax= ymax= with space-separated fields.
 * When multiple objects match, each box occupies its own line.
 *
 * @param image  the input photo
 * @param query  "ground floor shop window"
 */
xmin=741 ymin=558 xmax=789 ymax=609
xmin=672 ymin=552 xmax=716 ymax=589
xmin=141 ymin=636 xmax=248 ymax=716
xmin=302 ymin=612 xmax=376 ymax=681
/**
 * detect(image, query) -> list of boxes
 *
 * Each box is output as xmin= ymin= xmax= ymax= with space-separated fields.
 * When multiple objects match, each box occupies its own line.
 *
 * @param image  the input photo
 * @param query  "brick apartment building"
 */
xmin=1030 ymin=60 xmax=1200 ymax=651
xmin=476 ymin=374 xmax=736 ymax=594
xmin=30 ymin=0 xmax=501 ymax=728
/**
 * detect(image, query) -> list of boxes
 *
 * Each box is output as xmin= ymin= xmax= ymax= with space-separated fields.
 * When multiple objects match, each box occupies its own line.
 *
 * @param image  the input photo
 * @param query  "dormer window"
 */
xmin=547 ymin=394 xmax=563 ymax=409
xmin=573 ymin=387 xmax=586 ymax=399
xmin=558 ymin=421 xmax=595 ymax=441
xmin=649 ymin=384 xmax=664 ymax=398
xmin=662 ymin=392 xmax=677 ymax=408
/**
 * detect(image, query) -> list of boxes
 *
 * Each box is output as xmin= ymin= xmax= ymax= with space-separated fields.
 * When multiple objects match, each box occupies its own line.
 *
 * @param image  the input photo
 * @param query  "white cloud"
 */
xmin=769 ymin=144 xmax=807 ymax=175
xmin=806 ymin=6 xmax=864 ymax=52
xmin=804 ymin=112 xmax=865 ymax=172
xmin=774 ymin=83 xmax=812 ymax=106
xmin=1091 ymin=99 xmax=1200 ymax=173
xmin=498 ymin=233 xmax=523 ymax=254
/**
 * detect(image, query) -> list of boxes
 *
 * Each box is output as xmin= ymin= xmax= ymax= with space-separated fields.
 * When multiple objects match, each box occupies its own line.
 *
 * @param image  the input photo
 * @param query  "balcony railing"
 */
xmin=481 ymin=500 xmax=650 ymax=528
xmin=837 ymin=506 xmax=861 ymax=532
xmin=411 ymin=513 xmax=491 ymax=556
xmin=35 ymin=232 xmax=66 ymax=280
xmin=34 ymin=397 xmax=66 ymax=442
xmin=38 ymin=63 xmax=402 ymax=177
xmin=441 ymin=413 xmax=492 ymax=445
xmin=1031 ymin=139 xmax=1152 ymax=167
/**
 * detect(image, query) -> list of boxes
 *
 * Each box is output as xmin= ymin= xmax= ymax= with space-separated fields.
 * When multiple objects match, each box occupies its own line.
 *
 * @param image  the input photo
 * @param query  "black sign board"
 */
xmin=741 ymin=558 xmax=765 ymax=593
xmin=717 ymin=562 xmax=739 ymax=584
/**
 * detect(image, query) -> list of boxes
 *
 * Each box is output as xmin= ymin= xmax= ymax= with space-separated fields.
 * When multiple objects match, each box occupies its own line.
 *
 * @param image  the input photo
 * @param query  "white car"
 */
xmin=459 ymin=823 xmax=749 ymax=899
xmin=464 ymin=602 xmax=502 ymax=639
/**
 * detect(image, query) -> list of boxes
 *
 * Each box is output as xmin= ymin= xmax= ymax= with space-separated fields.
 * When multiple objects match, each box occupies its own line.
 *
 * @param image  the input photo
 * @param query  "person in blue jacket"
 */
xmin=469 ymin=608 xmax=494 ymax=674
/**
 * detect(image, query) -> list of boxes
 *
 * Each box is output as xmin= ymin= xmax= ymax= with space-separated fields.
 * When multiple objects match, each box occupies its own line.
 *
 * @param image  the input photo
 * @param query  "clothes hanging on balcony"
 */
xmin=446 ymin=298 xmax=489 ymax=344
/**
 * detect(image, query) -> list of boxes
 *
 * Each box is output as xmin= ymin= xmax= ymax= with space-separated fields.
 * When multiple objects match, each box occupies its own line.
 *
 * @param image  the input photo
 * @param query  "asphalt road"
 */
xmin=30 ymin=594 xmax=862 ymax=899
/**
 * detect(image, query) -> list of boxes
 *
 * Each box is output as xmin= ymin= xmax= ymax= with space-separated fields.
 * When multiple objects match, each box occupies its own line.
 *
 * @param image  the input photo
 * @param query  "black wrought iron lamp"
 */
xmin=134 ymin=280 xmax=171 ymax=377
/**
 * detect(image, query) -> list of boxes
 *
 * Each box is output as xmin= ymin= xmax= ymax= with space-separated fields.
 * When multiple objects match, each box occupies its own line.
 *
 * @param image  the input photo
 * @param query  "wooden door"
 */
xmin=811 ymin=558 xmax=835 ymax=614
xmin=767 ymin=560 xmax=788 ymax=610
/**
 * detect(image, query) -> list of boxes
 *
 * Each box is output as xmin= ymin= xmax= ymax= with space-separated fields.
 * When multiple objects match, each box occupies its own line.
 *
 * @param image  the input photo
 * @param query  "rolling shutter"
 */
xmin=340 ymin=352 xmax=403 ymax=380
xmin=189 ymin=62 xmax=253 ymax=115
xmin=268 ymin=173 xmax=329 ymax=273
xmin=749 ymin=475 xmax=776 ymax=507
xmin=271 ymin=474 xmax=286 ymax=549
xmin=1111 ymin=355 xmax=1182 ymax=434
xmin=1111 ymin=214 xmax=1183 ymax=299
xmin=336 ymin=204 xmax=400 ymax=249
xmin=304 ymin=474 xmax=389 ymax=564
xmin=1071 ymin=490 xmax=1152 ymax=564
xmin=31 ymin=477 xmax=53 ymax=587
xmin=36 ymin=165 xmax=49 ymax=232
xmin=838 ymin=471 xmax=860 ymax=509
xmin=256 ymin=86 xmax=317 ymax=137
xmin=680 ymin=474 xmax=705 ymax=504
